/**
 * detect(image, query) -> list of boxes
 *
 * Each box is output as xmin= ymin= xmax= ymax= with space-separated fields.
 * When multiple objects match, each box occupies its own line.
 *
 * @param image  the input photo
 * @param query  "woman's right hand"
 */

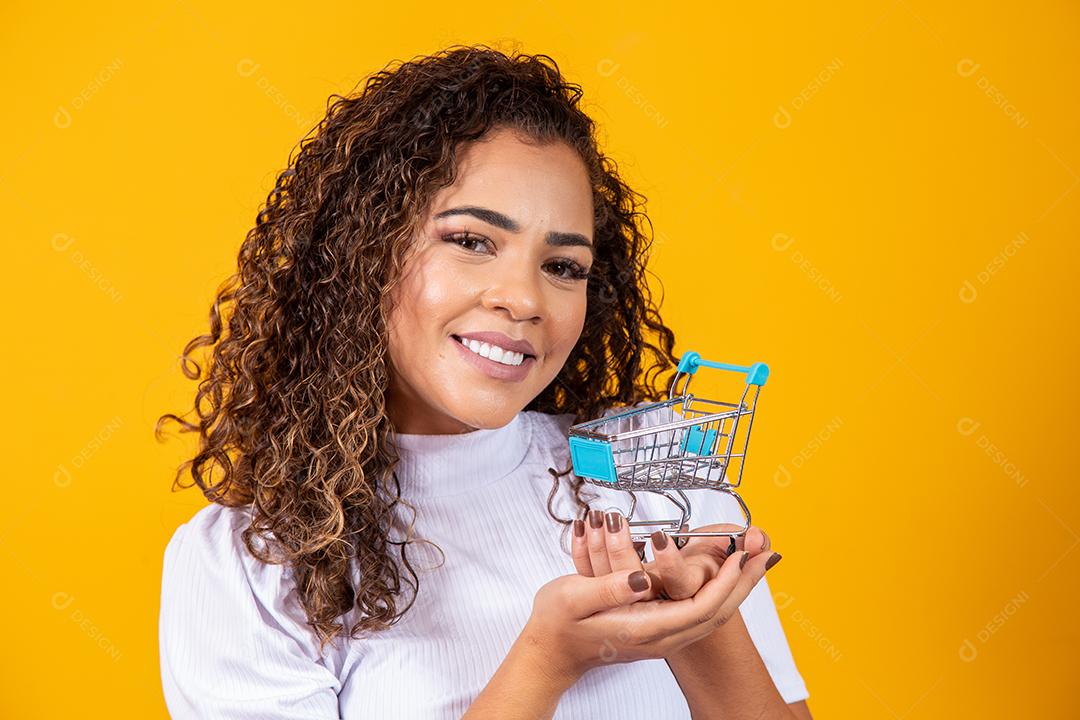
xmin=521 ymin=539 xmax=765 ymax=684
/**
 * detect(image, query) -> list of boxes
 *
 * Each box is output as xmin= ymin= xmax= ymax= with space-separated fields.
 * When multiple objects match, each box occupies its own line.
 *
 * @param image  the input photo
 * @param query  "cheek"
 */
xmin=391 ymin=250 xmax=467 ymax=335
xmin=547 ymin=290 xmax=589 ymax=356
xmin=387 ymin=257 xmax=442 ymax=372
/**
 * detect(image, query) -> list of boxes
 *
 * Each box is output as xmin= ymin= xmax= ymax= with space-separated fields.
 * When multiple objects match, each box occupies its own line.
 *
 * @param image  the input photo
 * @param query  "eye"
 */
xmin=442 ymin=231 xmax=493 ymax=254
xmin=544 ymin=258 xmax=591 ymax=281
xmin=441 ymin=230 xmax=590 ymax=281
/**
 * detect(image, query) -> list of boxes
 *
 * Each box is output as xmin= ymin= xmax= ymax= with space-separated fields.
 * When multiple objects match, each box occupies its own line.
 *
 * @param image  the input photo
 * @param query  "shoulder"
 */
xmin=162 ymin=503 xmax=268 ymax=595
xmin=520 ymin=403 xmax=652 ymax=465
xmin=160 ymin=503 xmax=331 ymax=662
xmin=523 ymin=409 xmax=575 ymax=444
xmin=164 ymin=502 xmax=251 ymax=563
xmin=159 ymin=503 xmax=345 ymax=714
xmin=520 ymin=410 xmax=576 ymax=474
xmin=523 ymin=401 xmax=650 ymax=440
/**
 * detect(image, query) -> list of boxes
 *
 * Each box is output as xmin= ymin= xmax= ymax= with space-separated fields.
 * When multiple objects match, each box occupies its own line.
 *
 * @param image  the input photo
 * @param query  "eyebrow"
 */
xmin=433 ymin=205 xmax=594 ymax=253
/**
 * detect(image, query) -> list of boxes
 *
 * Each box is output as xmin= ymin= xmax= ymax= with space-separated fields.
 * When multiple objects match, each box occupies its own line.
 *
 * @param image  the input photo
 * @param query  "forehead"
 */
xmin=432 ymin=128 xmax=594 ymax=236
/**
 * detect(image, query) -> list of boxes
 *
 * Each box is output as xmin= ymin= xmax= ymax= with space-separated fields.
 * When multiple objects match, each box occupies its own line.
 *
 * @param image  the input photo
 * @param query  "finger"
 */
xmin=604 ymin=511 xmax=644 ymax=574
xmin=650 ymin=530 xmax=710 ymax=600
xmin=679 ymin=525 xmax=739 ymax=566
xmin=740 ymin=526 xmax=771 ymax=556
xmin=571 ymin=518 xmax=593 ymax=576
xmin=681 ymin=523 xmax=770 ymax=558
xmin=650 ymin=550 xmax=752 ymax=648
xmin=604 ymin=548 xmax=746 ymax=641
xmin=586 ymin=509 xmax=612 ymax=575
xmin=570 ymin=567 xmax=654 ymax=616
xmin=701 ymin=549 xmax=780 ymax=634
xmin=674 ymin=522 xmax=690 ymax=550
xmin=688 ymin=555 xmax=723 ymax=585
xmin=680 ymin=523 xmax=743 ymax=553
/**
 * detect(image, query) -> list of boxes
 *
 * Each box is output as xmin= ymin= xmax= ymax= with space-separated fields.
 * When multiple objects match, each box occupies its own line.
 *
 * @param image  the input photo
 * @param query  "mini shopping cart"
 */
xmin=567 ymin=351 xmax=770 ymax=546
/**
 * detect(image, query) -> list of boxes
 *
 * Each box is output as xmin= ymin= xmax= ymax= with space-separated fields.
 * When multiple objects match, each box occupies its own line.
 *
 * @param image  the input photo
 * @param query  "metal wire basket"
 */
xmin=567 ymin=350 xmax=770 ymax=545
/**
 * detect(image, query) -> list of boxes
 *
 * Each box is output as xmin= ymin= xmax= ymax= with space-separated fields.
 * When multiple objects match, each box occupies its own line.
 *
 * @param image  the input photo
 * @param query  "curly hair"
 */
xmin=156 ymin=43 xmax=679 ymax=655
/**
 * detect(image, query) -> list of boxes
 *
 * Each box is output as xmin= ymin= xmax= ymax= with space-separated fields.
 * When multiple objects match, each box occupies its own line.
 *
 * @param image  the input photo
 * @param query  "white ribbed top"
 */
xmin=159 ymin=410 xmax=809 ymax=718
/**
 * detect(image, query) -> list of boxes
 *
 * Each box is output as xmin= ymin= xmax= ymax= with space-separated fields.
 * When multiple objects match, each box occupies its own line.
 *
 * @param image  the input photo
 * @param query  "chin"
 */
xmin=452 ymin=398 xmax=527 ymax=430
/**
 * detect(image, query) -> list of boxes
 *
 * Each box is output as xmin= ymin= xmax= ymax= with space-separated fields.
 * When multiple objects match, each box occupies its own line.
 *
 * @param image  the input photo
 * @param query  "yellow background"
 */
xmin=3 ymin=1 xmax=1077 ymax=717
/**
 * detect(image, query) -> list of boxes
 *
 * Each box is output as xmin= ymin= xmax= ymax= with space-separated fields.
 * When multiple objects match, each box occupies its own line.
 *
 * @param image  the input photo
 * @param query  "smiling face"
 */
xmin=385 ymin=126 xmax=595 ymax=434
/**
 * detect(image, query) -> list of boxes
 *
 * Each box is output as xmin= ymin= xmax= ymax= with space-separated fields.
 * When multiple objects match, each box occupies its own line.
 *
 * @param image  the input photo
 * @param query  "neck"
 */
xmin=388 ymin=410 xmax=534 ymax=499
xmin=385 ymin=386 xmax=478 ymax=435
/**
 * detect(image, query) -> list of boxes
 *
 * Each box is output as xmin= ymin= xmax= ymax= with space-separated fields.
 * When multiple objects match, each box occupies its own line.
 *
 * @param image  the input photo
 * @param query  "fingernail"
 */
xmin=573 ymin=519 xmax=585 ymax=538
xmin=727 ymin=537 xmax=736 ymax=555
xmin=765 ymin=553 xmax=782 ymax=571
xmin=739 ymin=551 xmax=749 ymax=570
xmin=605 ymin=511 xmax=622 ymax=533
xmin=651 ymin=530 xmax=668 ymax=550
xmin=761 ymin=534 xmax=769 ymax=552
xmin=589 ymin=510 xmax=604 ymax=529
xmin=628 ymin=570 xmax=650 ymax=592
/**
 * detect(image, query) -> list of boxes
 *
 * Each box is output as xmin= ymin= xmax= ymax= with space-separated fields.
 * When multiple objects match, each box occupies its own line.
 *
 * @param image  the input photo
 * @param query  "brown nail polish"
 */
xmin=605 ymin=512 xmax=622 ymax=533
xmin=739 ymin=551 xmax=749 ymax=570
xmin=765 ymin=553 xmax=782 ymax=571
xmin=573 ymin=519 xmax=585 ymax=538
xmin=589 ymin=510 xmax=604 ymax=529
xmin=651 ymin=530 xmax=668 ymax=550
xmin=628 ymin=570 xmax=649 ymax=592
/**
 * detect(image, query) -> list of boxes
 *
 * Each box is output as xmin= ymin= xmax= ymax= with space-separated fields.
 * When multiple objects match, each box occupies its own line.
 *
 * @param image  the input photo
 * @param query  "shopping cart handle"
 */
xmin=676 ymin=351 xmax=770 ymax=386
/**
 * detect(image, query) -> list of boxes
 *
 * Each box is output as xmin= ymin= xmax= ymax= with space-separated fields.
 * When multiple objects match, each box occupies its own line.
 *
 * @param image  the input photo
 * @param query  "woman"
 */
xmin=157 ymin=44 xmax=812 ymax=719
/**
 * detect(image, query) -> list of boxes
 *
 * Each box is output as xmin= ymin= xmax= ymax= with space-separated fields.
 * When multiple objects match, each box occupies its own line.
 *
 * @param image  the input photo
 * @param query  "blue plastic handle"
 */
xmin=676 ymin=351 xmax=770 ymax=386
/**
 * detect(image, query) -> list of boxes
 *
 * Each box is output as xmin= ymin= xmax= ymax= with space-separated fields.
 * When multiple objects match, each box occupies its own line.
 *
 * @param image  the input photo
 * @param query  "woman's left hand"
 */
xmin=571 ymin=509 xmax=781 ymax=601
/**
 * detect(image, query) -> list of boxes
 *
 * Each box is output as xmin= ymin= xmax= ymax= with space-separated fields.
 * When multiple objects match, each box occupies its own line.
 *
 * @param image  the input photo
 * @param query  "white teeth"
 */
xmin=457 ymin=337 xmax=526 ymax=367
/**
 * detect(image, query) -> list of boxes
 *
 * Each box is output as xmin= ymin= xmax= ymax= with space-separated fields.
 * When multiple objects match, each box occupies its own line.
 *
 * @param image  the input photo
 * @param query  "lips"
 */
xmin=450 ymin=335 xmax=536 ymax=382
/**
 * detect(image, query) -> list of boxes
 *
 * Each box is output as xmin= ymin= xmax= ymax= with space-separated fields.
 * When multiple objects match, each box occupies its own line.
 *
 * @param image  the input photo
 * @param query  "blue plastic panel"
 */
xmin=680 ymin=425 xmax=717 ymax=455
xmin=569 ymin=436 xmax=618 ymax=483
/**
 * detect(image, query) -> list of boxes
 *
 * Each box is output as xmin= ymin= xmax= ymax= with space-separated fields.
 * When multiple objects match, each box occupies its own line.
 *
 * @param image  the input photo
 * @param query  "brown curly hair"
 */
xmin=156 ymin=43 xmax=679 ymax=654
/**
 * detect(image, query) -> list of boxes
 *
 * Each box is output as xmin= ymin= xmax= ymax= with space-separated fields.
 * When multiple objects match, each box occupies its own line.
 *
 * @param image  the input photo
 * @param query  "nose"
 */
xmin=480 ymin=255 xmax=543 ymax=323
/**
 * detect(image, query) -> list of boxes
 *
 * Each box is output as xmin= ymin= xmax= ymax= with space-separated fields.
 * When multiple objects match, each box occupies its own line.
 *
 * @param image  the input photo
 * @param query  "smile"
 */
xmin=453 ymin=336 xmax=526 ymax=366
xmin=449 ymin=334 xmax=537 ymax=383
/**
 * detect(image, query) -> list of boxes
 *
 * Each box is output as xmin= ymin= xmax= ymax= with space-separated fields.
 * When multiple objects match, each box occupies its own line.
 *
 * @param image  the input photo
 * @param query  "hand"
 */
xmin=571 ymin=509 xmax=782 ymax=601
xmin=524 ymin=535 xmax=766 ymax=684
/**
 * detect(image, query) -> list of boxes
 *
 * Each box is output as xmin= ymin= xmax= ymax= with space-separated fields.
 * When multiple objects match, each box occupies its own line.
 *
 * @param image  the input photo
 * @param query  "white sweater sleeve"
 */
xmin=686 ymin=487 xmax=811 ymax=704
xmin=739 ymin=573 xmax=810 ymax=703
xmin=575 ymin=406 xmax=811 ymax=704
xmin=159 ymin=504 xmax=343 ymax=719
